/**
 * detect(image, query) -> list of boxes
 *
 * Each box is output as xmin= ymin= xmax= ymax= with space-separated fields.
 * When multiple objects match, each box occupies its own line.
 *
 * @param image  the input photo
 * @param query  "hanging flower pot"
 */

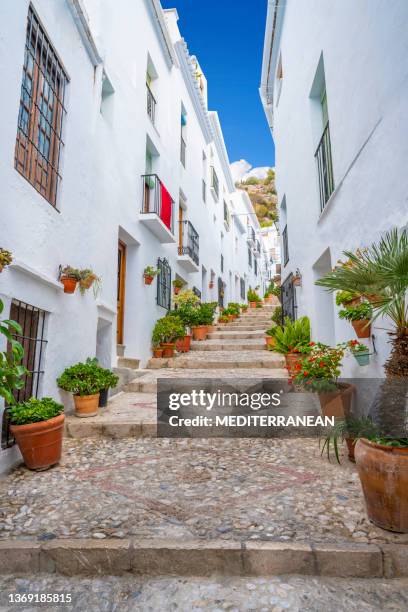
xmin=61 ymin=276 xmax=78 ymax=294
xmin=152 ymin=347 xmax=164 ymax=358
xmin=352 ymin=351 xmax=370 ymax=366
xmin=355 ymin=439 xmax=408 ymax=532
xmin=174 ymin=286 xmax=181 ymax=295
xmin=352 ymin=319 xmax=371 ymax=338
xmin=292 ymin=275 xmax=302 ymax=287
xmin=144 ymin=274 xmax=154 ymax=285
xmin=209 ymin=281 xmax=214 ymax=289
xmin=143 ymin=266 xmax=159 ymax=286
xmin=0 ymin=249 xmax=13 ymax=273
xmin=161 ymin=342 xmax=176 ymax=358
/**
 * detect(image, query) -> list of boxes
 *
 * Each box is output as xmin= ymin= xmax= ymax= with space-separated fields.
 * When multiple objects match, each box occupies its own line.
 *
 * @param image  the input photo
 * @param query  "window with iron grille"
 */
xmin=2 ymin=300 xmax=47 ymax=449
xmin=248 ymin=247 xmax=252 ymax=268
xmin=192 ymin=287 xmax=201 ymax=299
xmin=240 ymin=278 xmax=245 ymax=300
xmin=254 ymin=258 xmax=258 ymax=276
xmin=220 ymin=253 xmax=224 ymax=273
xmin=15 ymin=6 xmax=68 ymax=209
xmin=156 ymin=257 xmax=171 ymax=310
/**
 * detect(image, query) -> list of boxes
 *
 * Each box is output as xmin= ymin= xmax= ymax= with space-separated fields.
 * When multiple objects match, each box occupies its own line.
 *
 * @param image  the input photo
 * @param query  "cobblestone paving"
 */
xmin=1 ymin=438 xmax=407 ymax=545
xmin=1 ymin=574 xmax=408 ymax=611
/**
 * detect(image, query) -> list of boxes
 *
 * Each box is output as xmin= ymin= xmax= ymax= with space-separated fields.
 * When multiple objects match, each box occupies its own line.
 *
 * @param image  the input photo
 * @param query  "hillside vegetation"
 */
xmin=236 ymin=168 xmax=278 ymax=227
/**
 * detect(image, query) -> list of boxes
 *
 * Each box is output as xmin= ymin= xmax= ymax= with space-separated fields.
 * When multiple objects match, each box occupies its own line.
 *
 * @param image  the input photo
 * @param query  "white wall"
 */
xmin=261 ymin=0 xmax=408 ymax=377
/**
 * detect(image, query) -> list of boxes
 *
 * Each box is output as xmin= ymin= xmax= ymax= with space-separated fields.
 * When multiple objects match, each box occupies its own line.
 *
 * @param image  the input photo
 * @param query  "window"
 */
xmin=223 ymin=200 xmax=230 ymax=229
xmin=240 ymin=278 xmax=245 ymax=300
xmin=2 ymin=300 xmax=47 ymax=449
xmin=202 ymin=151 xmax=207 ymax=202
xmin=156 ymin=257 xmax=171 ymax=310
xmin=254 ymin=258 xmax=258 ymax=276
xmin=248 ymin=247 xmax=252 ymax=268
xmin=281 ymin=273 xmax=297 ymax=322
xmin=192 ymin=287 xmax=201 ymax=299
xmin=221 ymin=254 xmax=224 ymax=273
xmin=146 ymin=79 xmax=156 ymax=124
xmin=210 ymin=166 xmax=219 ymax=201
xmin=15 ymin=6 xmax=68 ymax=208
xmin=282 ymin=225 xmax=289 ymax=266
xmin=275 ymin=53 xmax=283 ymax=105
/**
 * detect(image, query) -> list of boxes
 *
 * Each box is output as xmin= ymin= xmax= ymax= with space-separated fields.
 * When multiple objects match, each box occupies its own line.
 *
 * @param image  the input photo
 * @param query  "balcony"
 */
xmin=210 ymin=166 xmax=219 ymax=201
xmin=140 ymin=174 xmax=176 ymax=243
xmin=177 ymin=220 xmax=199 ymax=272
xmin=247 ymin=225 xmax=255 ymax=245
xmin=146 ymin=83 xmax=156 ymax=125
xmin=315 ymin=121 xmax=334 ymax=212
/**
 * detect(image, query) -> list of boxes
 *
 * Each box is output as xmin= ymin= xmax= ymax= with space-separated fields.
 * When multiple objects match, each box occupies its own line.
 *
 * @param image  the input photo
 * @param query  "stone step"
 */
xmin=218 ymin=325 xmax=269 ymax=331
xmin=117 ymin=357 xmax=140 ymax=369
xmin=126 ymin=367 xmax=289 ymax=393
xmin=190 ymin=340 xmax=265 ymax=351
xmin=209 ymin=331 xmax=265 ymax=340
xmin=147 ymin=351 xmax=285 ymax=370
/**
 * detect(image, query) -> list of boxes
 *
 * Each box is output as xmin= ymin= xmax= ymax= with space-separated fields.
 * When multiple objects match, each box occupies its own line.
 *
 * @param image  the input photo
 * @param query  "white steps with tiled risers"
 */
xmin=209 ymin=330 xmax=265 ymax=340
xmin=190 ymin=339 xmax=265 ymax=351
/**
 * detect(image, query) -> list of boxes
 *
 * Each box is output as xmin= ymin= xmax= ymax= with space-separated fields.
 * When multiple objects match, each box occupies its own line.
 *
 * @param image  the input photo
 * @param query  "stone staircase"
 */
xmin=66 ymin=303 xmax=287 ymax=438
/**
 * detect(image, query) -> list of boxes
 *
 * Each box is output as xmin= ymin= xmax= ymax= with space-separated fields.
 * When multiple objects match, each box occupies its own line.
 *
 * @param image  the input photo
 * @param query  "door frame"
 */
xmin=117 ymin=241 xmax=127 ymax=345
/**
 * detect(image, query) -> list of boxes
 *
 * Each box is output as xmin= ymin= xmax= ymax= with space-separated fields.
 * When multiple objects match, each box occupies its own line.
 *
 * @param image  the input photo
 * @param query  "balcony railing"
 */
xmin=315 ymin=121 xmax=334 ymax=212
xmin=210 ymin=166 xmax=219 ymax=200
xmin=202 ymin=179 xmax=206 ymax=202
xmin=180 ymin=135 xmax=186 ymax=168
xmin=146 ymin=83 xmax=156 ymax=125
xmin=141 ymin=174 xmax=174 ymax=233
xmin=282 ymin=225 xmax=289 ymax=266
xmin=178 ymin=220 xmax=199 ymax=265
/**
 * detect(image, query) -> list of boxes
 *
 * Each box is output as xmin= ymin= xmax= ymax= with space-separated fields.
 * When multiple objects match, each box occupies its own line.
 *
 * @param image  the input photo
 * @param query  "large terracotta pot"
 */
xmin=352 ymin=319 xmax=371 ymax=338
xmin=192 ymin=326 xmax=207 ymax=341
xmin=74 ymin=393 xmax=100 ymax=418
xmin=285 ymin=352 xmax=302 ymax=374
xmin=249 ymin=301 xmax=257 ymax=308
xmin=318 ymin=383 xmax=355 ymax=418
xmin=161 ymin=342 xmax=175 ymax=357
xmin=152 ymin=347 xmax=163 ymax=358
xmin=176 ymin=335 xmax=191 ymax=353
xmin=11 ymin=414 xmax=65 ymax=470
xmin=355 ymin=439 xmax=408 ymax=532
xmin=61 ymin=276 xmax=77 ymax=294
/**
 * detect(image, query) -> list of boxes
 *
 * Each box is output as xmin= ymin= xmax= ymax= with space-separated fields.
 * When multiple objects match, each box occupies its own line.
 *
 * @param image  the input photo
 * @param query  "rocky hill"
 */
xmin=235 ymin=168 xmax=278 ymax=227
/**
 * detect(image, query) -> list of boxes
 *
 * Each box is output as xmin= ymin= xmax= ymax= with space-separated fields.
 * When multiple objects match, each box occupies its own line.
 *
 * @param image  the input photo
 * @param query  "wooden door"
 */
xmin=117 ymin=241 xmax=126 ymax=345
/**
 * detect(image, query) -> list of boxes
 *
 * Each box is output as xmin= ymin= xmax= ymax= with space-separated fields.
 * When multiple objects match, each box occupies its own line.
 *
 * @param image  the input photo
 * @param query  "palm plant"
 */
xmin=315 ymin=228 xmax=408 ymax=377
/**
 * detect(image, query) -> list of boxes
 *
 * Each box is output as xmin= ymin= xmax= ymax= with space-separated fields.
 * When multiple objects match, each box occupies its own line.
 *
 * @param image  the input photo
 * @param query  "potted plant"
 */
xmin=321 ymin=416 xmax=379 ymax=464
xmin=292 ymin=272 xmax=302 ymax=287
xmin=152 ymin=315 xmax=185 ymax=357
xmin=190 ymin=305 xmax=210 ymax=341
xmin=209 ymin=280 xmax=214 ymax=289
xmin=173 ymin=288 xmax=200 ymax=308
xmin=240 ymin=304 xmax=248 ymax=313
xmin=143 ymin=266 xmax=159 ymax=285
xmin=59 ymin=266 xmax=81 ymax=294
xmin=9 ymin=397 xmax=64 ymax=470
xmin=348 ymin=340 xmax=370 ymax=366
xmin=335 ymin=290 xmax=362 ymax=308
xmin=218 ymin=314 xmax=229 ymax=324
xmin=292 ymin=343 xmax=355 ymax=418
xmin=338 ymin=302 xmax=373 ymax=338
xmin=267 ymin=316 xmax=311 ymax=373
xmin=152 ymin=345 xmax=163 ymax=358
xmin=0 ymin=299 xmax=27 ymax=405
xmin=316 ymin=229 xmax=408 ymax=532
xmin=271 ymin=305 xmax=282 ymax=326
xmin=227 ymin=303 xmax=240 ymax=319
xmin=0 ymin=248 xmax=13 ymax=273
xmin=223 ymin=307 xmax=234 ymax=322
xmin=247 ymin=287 xmax=261 ymax=308
xmin=171 ymin=304 xmax=195 ymax=352
xmin=79 ymin=269 xmax=101 ymax=296
xmin=204 ymin=302 xmax=218 ymax=332
xmin=172 ymin=278 xmax=185 ymax=295
xmin=57 ymin=361 xmax=102 ymax=417
xmin=97 ymin=367 xmax=119 ymax=407
xmin=265 ymin=328 xmax=276 ymax=348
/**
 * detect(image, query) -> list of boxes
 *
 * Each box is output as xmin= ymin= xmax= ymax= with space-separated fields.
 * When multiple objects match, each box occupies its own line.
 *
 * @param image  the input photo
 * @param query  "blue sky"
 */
xmin=161 ymin=0 xmax=275 ymax=169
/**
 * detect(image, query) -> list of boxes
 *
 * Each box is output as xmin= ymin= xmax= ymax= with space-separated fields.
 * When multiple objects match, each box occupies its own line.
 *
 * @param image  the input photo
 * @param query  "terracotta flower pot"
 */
xmin=175 ymin=335 xmax=191 ymax=353
xmin=265 ymin=336 xmax=275 ymax=348
xmin=61 ymin=276 xmax=77 ymax=294
xmin=192 ymin=325 xmax=207 ymax=341
xmin=11 ymin=414 xmax=65 ymax=470
xmin=318 ymin=383 xmax=355 ymax=418
xmin=80 ymin=276 xmax=95 ymax=290
xmin=209 ymin=282 xmax=214 ymax=289
xmin=227 ymin=314 xmax=235 ymax=322
xmin=144 ymin=274 xmax=154 ymax=285
xmin=173 ymin=286 xmax=181 ymax=295
xmin=352 ymin=319 xmax=371 ymax=338
xmin=74 ymin=393 xmax=100 ymax=418
xmin=285 ymin=352 xmax=302 ymax=374
xmin=355 ymin=439 xmax=408 ymax=532
xmin=249 ymin=301 xmax=257 ymax=308
xmin=152 ymin=347 xmax=164 ymax=358
xmin=161 ymin=342 xmax=175 ymax=357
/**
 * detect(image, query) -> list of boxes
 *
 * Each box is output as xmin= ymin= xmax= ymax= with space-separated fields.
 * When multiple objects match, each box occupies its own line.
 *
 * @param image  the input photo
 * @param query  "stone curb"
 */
xmin=0 ymin=539 xmax=406 ymax=578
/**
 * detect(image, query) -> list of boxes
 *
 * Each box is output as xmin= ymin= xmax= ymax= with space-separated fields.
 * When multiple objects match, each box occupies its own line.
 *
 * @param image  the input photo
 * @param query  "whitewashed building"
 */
xmin=0 ymin=0 xmax=268 ymax=468
xmin=260 ymin=0 xmax=408 ymax=376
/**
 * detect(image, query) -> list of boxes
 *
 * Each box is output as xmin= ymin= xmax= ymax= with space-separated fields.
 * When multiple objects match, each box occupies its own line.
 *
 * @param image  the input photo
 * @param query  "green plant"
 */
xmin=0 ymin=300 xmax=27 ymax=404
xmin=267 ymin=316 xmax=311 ymax=356
xmin=247 ymin=287 xmax=261 ymax=303
xmin=338 ymin=302 xmax=373 ymax=322
xmin=240 ymin=303 xmax=248 ymax=310
xmin=85 ymin=359 xmax=119 ymax=390
xmin=152 ymin=315 xmax=185 ymax=345
xmin=347 ymin=340 xmax=369 ymax=354
xmin=57 ymin=362 xmax=103 ymax=396
xmin=0 ymin=249 xmax=13 ymax=267
xmin=219 ymin=314 xmax=229 ymax=323
xmin=227 ymin=303 xmax=240 ymax=316
xmin=60 ymin=266 xmax=81 ymax=281
xmin=271 ymin=306 xmax=282 ymax=325
xmin=78 ymin=268 xmax=102 ymax=297
xmin=270 ymin=286 xmax=281 ymax=297
xmin=291 ymin=343 xmax=345 ymax=392
xmin=256 ymin=302 xmax=263 ymax=308
xmin=335 ymin=291 xmax=360 ymax=307
xmin=8 ymin=397 xmax=63 ymax=426
xmin=173 ymin=289 xmax=200 ymax=307
xmin=321 ymin=416 xmax=380 ymax=463
xmin=172 ymin=278 xmax=185 ymax=289
xmin=189 ymin=303 xmax=214 ymax=326
xmin=144 ymin=266 xmax=159 ymax=277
